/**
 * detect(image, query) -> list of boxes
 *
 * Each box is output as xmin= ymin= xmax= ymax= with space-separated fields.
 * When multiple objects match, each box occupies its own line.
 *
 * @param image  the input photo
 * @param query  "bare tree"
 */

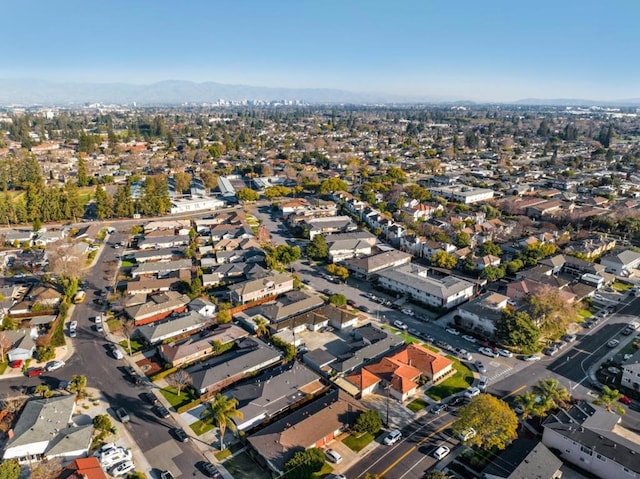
xmin=46 ymin=240 xmax=86 ymax=280
xmin=0 ymin=332 xmax=10 ymax=363
xmin=167 ymin=370 xmax=192 ymax=395
xmin=31 ymin=458 xmax=63 ymax=479
xmin=122 ymin=319 xmax=136 ymax=356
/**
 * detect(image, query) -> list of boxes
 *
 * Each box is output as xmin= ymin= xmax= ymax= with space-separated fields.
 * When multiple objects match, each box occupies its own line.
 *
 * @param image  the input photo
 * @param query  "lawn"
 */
xmin=612 ymin=280 xmax=633 ymax=292
xmin=391 ymin=329 xmax=420 ymax=344
xmin=118 ymin=338 xmax=145 ymax=354
xmin=425 ymin=356 xmax=474 ymax=401
xmin=343 ymin=432 xmax=375 ymax=452
xmin=224 ymin=451 xmax=272 ymax=479
xmin=190 ymin=418 xmax=214 ymax=436
xmin=107 ymin=318 xmax=122 ymax=332
xmin=159 ymin=386 xmax=193 ymax=409
xmin=0 ymin=362 xmax=8 ymax=375
xmin=312 ymin=462 xmax=334 ymax=479
xmin=121 ymin=259 xmax=135 ymax=268
xmin=407 ymin=397 xmax=428 ymax=412
xmin=577 ymin=308 xmax=592 ymax=320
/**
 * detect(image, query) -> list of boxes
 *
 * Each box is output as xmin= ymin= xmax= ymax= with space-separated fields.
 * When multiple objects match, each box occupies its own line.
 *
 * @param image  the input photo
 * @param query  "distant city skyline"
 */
xmin=4 ymin=0 xmax=639 ymax=102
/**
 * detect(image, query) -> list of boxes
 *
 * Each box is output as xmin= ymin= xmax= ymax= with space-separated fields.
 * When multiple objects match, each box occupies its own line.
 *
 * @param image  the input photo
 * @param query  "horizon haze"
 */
xmin=3 ymin=0 xmax=639 ymax=103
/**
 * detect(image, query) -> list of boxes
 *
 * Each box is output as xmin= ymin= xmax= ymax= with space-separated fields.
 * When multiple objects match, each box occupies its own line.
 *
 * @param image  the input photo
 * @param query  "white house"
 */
xmin=600 ymin=249 xmax=640 ymax=276
xmin=188 ymin=297 xmax=217 ymax=318
xmin=2 ymin=395 xmax=93 ymax=464
xmin=5 ymin=328 xmax=37 ymax=362
xmin=621 ymin=349 xmax=640 ymax=393
xmin=542 ymin=401 xmax=640 ymax=478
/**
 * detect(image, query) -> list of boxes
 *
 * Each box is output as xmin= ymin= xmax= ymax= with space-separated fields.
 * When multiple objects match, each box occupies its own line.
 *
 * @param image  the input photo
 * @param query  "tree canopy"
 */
xmin=495 ymin=309 xmax=540 ymax=354
xmin=284 ymin=448 xmax=325 ymax=479
xmin=452 ymin=394 xmax=518 ymax=451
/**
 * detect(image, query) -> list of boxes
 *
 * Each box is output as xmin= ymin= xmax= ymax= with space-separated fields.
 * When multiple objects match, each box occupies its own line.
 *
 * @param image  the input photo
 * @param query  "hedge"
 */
xmin=176 ymin=397 xmax=203 ymax=414
xmin=149 ymin=366 xmax=178 ymax=382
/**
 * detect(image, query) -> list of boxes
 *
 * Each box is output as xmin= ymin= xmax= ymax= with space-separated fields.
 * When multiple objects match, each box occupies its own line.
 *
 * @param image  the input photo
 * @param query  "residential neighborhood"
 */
xmin=0 ymin=103 xmax=640 ymax=479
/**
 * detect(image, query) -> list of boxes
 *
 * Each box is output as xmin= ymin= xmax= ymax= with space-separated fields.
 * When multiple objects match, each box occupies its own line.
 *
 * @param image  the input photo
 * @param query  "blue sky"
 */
xmin=4 ymin=0 xmax=638 ymax=101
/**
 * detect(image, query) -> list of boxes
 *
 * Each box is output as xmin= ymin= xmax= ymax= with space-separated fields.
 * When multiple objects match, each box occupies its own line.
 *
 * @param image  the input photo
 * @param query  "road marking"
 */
xmin=379 ymin=421 xmax=454 ymax=477
xmin=502 ymin=384 xmax=527 ymax=399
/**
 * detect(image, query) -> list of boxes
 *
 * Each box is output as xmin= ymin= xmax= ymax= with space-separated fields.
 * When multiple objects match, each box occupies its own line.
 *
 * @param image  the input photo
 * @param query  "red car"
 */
xmin=619 ymin=395 xmax=632 ymax=405
xmin=9 ymin=360 xmax=23 ymax=369
xmin=26 ymin=367 xmax=44 ymax=377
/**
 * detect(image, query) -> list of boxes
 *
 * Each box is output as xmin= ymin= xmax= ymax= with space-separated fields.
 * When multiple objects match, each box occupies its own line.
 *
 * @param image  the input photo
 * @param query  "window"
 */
xmin=580 ymin=445 xmax=593 ymax=456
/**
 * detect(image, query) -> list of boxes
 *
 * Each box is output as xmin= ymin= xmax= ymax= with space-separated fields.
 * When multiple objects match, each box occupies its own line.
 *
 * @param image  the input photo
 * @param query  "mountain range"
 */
xmin=0 ymin=79 xmax=638 ymax=107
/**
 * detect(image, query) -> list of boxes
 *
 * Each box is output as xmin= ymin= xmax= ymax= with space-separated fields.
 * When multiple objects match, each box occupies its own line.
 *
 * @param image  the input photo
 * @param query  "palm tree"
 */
xmin=533 ymin=378 xmax=570 ymax=409
xmin=594 ymin=386 xmax=626 ymax=415
xmin=254 ymin=317 xmax=270 ymax=339
xmin=515 ymin=391 xmax=546 ymax=422
xmin=201 ymin=393 xmax=243 ymax=450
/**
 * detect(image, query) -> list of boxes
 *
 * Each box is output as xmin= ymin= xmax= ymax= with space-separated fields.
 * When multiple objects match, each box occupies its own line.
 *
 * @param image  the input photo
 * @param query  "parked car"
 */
xmin=454 ymin=348 xmax=472 ymax=361
xmin=347 ymin=299 xmax=356 ymax=307
xmin=110 ymin=460 xmax=135 ymax=477
xmin=562 ymin=334 xmax=577 ymax=342
xmin=462 ymin=334 xmax=477 ymax=343
xmin=111 ymin=348 xmax=124 ymax=359
xmin=324 ymin=449 xmax=342 ymax=464
xmin=9 ymin=359 xmax=23 ymax=369
xmin=446 ymin=396 xmax=467 ymax=408
xmin=160 ymin=471 xmax=175 ymax=479
xmin=45 ymin=360 xmax=66 ymax=372
xmin=115 ymin=407 xmax=130 ymax=423
xmin=458 ymin=427 xmax=477 ymax=441
xmin=619 ymin=395 xmax=632 ymax=405
xmin=479 ymin=347 xmax=499 ymax=358
xmin=95 ymin=323 xmax=104 ymax=333
xmin=433 ymin=445 xmax=450 ymax=460
xmin=464 ymin=387 xmax=481 ymax=398
xmin=401 ymin=308 xmax=415 ymax=316
xmin=543 ymin=346 xmax=559 ymax=356
xmin=26 ymin=367 xmax=44 ymax=377
xmin=474 ymin=361 xmax=486 ymax=373
xmin=141 ymin=392 xmax=159 ymax=405
xmin=607 ymin=339 xmax=620 ymax=348
xmin=358 ymin=305 xmax=371 ymax=313
xmin=383 ymin=429 xmax=402 ymax=445
xmin=522 ymin=354 xmax=541 ymax=361
xmin=445 ymin=327 xmax=460 ymax=335
xmin=496 ymin=348 xmax=513 ymax=358
xmin=173 ymin=427 xmax=188 ymax=442
xmin=155 ymin=405 xmax=170 ymax=418
xmin=393 ymin=320 xmax=408 ymax=330
xmin=429 ymin=403 xmax=447 ymax=414
xmin=607 ymin=366 xmax=622 ymax=375
xmin=198 ymin=462 xmax=221 ymax=478
xmin=478 ymin=375 xmax=489 ymax=392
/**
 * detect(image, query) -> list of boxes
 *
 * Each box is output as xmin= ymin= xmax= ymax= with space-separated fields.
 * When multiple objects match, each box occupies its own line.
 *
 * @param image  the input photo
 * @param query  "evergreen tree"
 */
xmin=77 ymin=156 xmax=88 ymax=186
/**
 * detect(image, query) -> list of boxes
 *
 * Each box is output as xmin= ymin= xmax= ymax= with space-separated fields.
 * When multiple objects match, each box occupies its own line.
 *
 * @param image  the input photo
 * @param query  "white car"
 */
xmin=45 ymin=360 xmax=65 ymax=372
xmin=462 ymin=335 xmax=477 ymax=343
xmin=383 ymin=429 xmax=402 ymax=445
xmin=523 ymin=354 xmax=541 ymax=361
xmin=433 ymin=445 xmax=450 ymax=460
xmin=324 ymin=449 xmax=342 ymax=464
xmin=93 ymin=316 xmax=102 ymax=324
xmin=401 ymin=308 xmax=415 ymax=316
xmin=464 ymin=387 xmax=480 ymax=398
xmin=112 ymin=348 xmax=124 ymax=360
xmin=458 ymin=427 xmax=476 ymax=441
xmin=478 ymin=347 xmax=499 ymax=358
xmin=69 ymin=320 xmax=78 ymax=330
xmin=496 ymin=348 xmax=513 ymax=358
xmin=111 ymin=460 xmax=135 ymax=477
xmin=393 ymin=320 xmax=408 ymax=330
xmin=100 ymin=448 xmax=132 ymax=468
xmin=445 ymin=328 xmax=461 ymax=335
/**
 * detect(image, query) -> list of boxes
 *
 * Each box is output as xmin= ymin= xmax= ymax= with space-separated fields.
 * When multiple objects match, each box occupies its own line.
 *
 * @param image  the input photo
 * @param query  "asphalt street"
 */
xmin=0 ymin=230 xmax=211 ymax=478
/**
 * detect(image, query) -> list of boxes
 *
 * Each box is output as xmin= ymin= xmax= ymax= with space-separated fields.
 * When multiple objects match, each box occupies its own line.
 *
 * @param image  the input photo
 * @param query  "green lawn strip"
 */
xmin=159 ymin=386 xmax=193 ymax=409
xmin=612 ymin=280 xmax=632 ymax=292
xmin=577 ymin=309 xmax=592 ymax=320
xmin=407 ymin=398 xmax=428 ymax=412
xmin=215 ymin=449 xmax=232 ymax=461
xmin=121 ymin=259 xmax=135 ymax=268
xmin=389 ymin=328 xmax=420 ymax=344
xmin=190 ymin=418 xmax=214 ymax=436
xmin=118 ymin=338 xmax=145 ymax=354
xmin=425 ymin=356 xmax=474 ymax=401
xmin=343 ymin=432 xmax=375 ymax=452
